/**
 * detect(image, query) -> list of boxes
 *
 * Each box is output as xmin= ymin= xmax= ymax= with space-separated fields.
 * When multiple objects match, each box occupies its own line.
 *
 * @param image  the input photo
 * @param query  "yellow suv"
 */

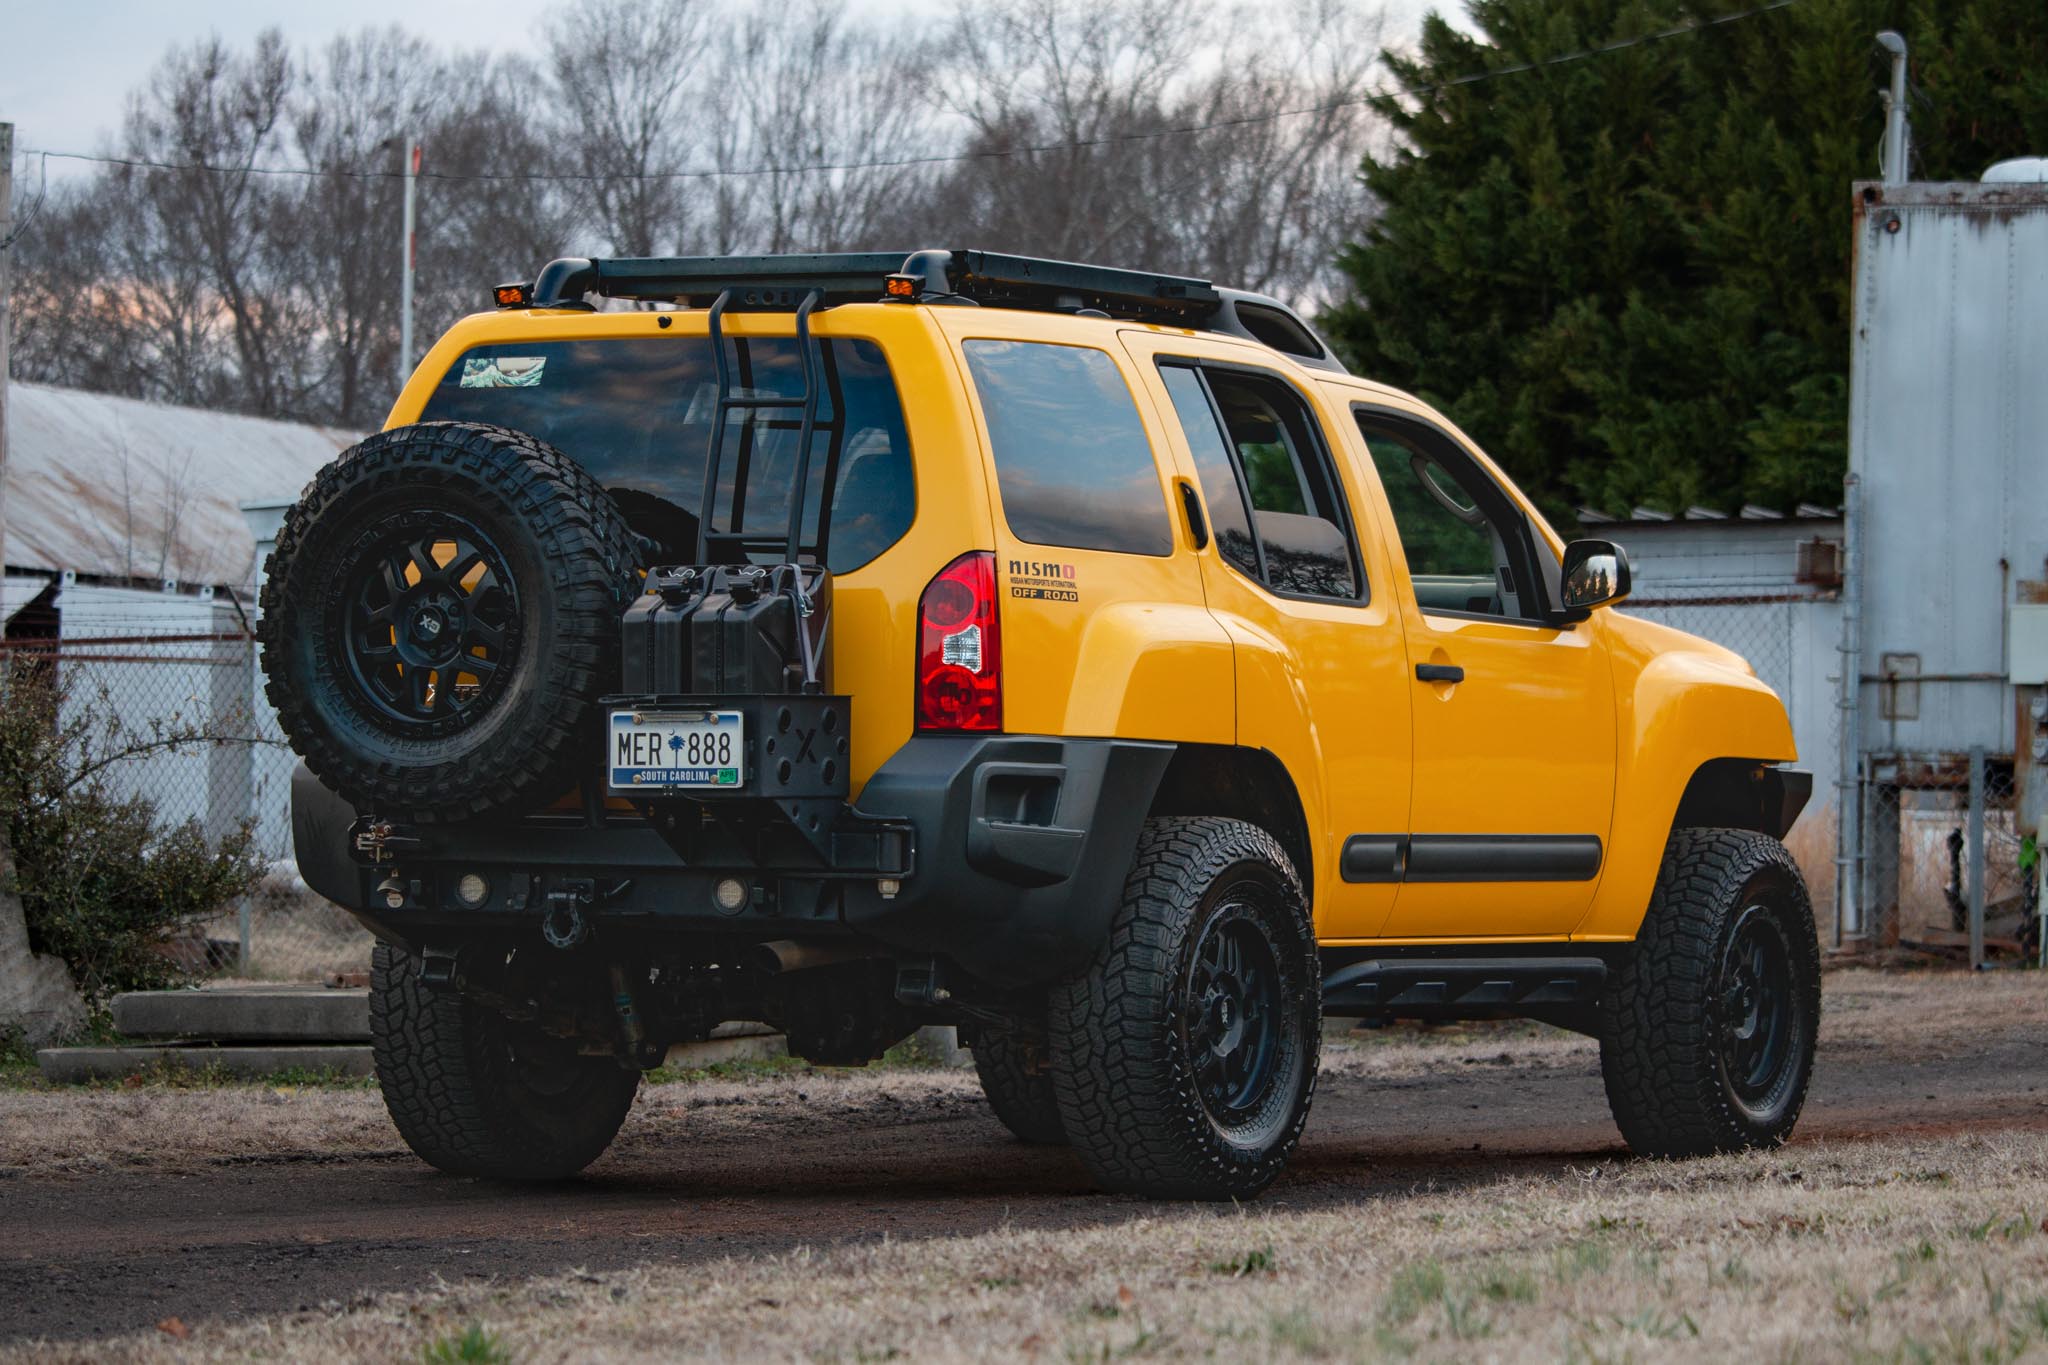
xmin=262 ymin=249 xmax=1819 ymax=1200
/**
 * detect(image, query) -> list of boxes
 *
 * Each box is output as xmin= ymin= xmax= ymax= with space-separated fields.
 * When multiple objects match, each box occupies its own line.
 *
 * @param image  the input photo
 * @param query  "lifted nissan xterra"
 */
xmin=262 ymin=249 xmax=1819 ymax=1199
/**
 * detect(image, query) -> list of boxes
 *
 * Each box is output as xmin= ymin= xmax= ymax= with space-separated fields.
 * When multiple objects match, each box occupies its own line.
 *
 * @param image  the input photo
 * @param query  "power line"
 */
xmin=20 ymin=0 xmax=1799 ymax=188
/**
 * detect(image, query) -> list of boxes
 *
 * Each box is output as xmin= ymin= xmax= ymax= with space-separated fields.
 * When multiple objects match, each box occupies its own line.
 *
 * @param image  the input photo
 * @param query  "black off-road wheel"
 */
xmin=370 ymin=942 xmax=640 ymax=1180
xmin=259 ymin=421 xmax=639 ymax=823
xmin=1600 ymin=827 xmax=1821 ymax=1158
xmin=972 ymin=1027 xmax=1067 ymax=1146
xmin=1049 ymin=817 xmax=1320 ymax=1200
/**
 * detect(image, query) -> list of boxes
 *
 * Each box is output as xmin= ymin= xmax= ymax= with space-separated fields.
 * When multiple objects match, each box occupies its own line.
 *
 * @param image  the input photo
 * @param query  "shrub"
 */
xmin=0 ymin=667 xmax=261 ymax=1000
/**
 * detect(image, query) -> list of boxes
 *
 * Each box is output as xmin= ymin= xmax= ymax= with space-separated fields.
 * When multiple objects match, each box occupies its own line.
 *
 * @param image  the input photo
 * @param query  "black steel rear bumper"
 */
xmin=293 ymin=734 xmax=1173 ymax=987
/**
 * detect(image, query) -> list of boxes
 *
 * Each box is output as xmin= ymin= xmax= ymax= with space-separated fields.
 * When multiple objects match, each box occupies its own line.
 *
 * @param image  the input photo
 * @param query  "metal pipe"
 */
xmin=399 ymin=139 xmax=418 ymax=392
xmin=0 ymin=123 xmax=13 ymax=575
xmin=1835 ymin=470 xmax=1864 ymax=942
xmin=1967 ymin=746 xmax=1986 ymax=969
xmin=1877 ymin=32 xmax=1911 ymax=185
xmin=785 ymin=289 xmax=825 ymax=563
xmin=697 ymin=290 xmax=735 ymax=562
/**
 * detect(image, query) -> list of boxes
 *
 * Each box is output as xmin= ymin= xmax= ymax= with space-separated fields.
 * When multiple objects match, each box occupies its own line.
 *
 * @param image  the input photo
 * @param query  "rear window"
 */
xmin=961 ymin=340 xmax=1172 ymax=557
xmin=418 ymin=335 xmax=914 ymax=573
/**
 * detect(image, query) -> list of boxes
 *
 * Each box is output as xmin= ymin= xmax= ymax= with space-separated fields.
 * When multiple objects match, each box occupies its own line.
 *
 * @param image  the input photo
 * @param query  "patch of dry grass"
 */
xmin=1820 ymin=966 xmax=2048 ymax=1057
xmin=14 ymin=1129 xmax=2048 ymax=1363
xmin=0 ymin=1062 xmax=996 ymax=1177
xmin=0 ymin=1085 xmax=405 ymax=1176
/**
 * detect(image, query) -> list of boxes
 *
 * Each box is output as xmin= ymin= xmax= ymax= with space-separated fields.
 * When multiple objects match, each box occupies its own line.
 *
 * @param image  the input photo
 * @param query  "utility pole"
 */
xmin=399 ymin=138 xmax=419 ymax=394
xmin=0 ymin=123 xmax=14 ymax=575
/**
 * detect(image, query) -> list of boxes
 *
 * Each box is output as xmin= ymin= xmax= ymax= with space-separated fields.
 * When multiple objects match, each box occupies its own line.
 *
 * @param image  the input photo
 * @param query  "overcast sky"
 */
xmin=4 ymin=0 xmax=1454 ymax=181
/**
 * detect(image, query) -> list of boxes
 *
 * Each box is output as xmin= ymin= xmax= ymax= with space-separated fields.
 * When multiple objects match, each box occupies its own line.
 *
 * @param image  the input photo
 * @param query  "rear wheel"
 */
xmin=370 ymin=942 xmax=640 ymax=1180
xmin=1049 ymin=817 xmax=1319 ymax=1200
xmin=259 ymin=421 xmax=639 ymax=823
xmin=1600 ymin=828 xmax=1820 ymax=1157
xmin=972 ymin=1027 xmax=1067 ymax=1146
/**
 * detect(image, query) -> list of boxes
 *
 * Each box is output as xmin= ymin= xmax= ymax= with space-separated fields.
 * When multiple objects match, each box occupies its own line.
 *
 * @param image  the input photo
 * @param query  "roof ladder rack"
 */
xmin=694 ymin=288 xmax=835 ymax=565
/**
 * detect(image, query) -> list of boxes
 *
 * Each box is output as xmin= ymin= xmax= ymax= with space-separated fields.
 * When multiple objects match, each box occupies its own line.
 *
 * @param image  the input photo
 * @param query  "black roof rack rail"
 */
xmin=525 ymin=248 xmax=1345 ymax=372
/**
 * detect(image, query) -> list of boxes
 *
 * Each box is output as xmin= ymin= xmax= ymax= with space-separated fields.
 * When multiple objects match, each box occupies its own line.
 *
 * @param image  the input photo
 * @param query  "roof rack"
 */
xmin=521 ymin=248 xmax=1346 ymax=373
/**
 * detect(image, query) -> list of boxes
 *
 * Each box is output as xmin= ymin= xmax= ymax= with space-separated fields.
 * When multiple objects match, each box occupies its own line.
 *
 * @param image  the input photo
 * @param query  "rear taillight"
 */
xmin=917 ymin=551 xmax=1001 ymax=731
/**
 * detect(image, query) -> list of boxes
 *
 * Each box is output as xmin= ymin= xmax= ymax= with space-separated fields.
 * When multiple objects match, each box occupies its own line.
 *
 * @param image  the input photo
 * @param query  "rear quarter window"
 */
xmin=961 ymin=339 xmax=1172 ymax=557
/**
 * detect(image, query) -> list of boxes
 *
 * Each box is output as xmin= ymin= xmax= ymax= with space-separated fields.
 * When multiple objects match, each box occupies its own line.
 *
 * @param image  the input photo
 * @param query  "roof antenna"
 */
xmin=1876 ymin=31 xmax=1911 ymax=186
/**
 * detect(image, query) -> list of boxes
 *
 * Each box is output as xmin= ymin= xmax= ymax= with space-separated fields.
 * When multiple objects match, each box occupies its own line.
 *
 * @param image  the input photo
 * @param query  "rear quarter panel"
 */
xmin=930 ymin=309 xmax=1235 ymax=746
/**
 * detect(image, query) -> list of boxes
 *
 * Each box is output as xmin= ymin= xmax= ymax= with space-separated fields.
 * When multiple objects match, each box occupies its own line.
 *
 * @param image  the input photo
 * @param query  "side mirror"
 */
xmin=1560 ymin=539 xmax=1632 ymax=614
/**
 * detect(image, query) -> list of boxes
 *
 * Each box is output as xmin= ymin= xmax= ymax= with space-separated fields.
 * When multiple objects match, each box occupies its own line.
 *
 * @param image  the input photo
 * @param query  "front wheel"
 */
xmin=1600 ymin=828 xmax=1821 ymax=1158
xmin=1049 ymin=817 xmax=1320 ymax=1200
xmin=972 ymin=1026 xmax=1067 ymax=1146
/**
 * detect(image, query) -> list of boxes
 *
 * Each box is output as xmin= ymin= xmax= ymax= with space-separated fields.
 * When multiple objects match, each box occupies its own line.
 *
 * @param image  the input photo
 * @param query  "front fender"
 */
xmin=1575 ymin=616 xmax=1798 ymax=940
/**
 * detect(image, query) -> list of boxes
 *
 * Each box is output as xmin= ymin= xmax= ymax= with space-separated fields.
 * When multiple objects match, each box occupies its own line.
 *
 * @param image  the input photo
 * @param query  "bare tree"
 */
xmin=1157 ymin=0 xmax=1390 ymax=303
xmin=413 ymin=53 xmax=584 ymax=340
xmin=543 ymin=0 xmax=714 ymax=257
xmin=730 ymin=1 xmax=936 ymax=253
xmin=286 ymin=27 xmax=440 ymax=426
xmin=915 ymin=0 xmax=1387 ymax=305
xmin=11 ymin=171 xmax=234 ymax=408
xmin=921 ymin=0 xmax=1204 ymax=264
xmin=119 ymin=32 xmax=310 ymax=416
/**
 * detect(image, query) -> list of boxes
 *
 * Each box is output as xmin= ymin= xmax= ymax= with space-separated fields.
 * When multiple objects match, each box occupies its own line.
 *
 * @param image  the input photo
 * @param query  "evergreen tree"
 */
xmin=1327 ymin=0 xmax=2048 ymax=519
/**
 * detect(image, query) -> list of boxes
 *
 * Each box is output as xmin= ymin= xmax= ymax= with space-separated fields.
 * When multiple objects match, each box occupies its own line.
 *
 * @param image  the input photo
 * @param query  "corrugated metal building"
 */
xmin=1841 ymin=177 xmax=2048 ymax=954
xmin=2 ymin=380 xmax=352 ymax=587
xmin=3 ymin=382 xmax=356 ymax=858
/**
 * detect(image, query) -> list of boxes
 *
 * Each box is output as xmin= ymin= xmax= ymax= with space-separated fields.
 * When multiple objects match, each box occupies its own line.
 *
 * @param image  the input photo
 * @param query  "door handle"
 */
xmin=1415 ymin=663 xmax=1464 ymax=683
xmin=1176 ymin=479 xmax=1209 ymax=551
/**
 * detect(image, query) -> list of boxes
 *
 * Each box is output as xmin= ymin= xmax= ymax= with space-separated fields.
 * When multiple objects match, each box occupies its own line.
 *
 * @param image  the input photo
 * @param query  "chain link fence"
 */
xmin=2 ymin=605 xmax=370 ymax=983
xmin=1861 ymin=757 xmax=2040 ymax=961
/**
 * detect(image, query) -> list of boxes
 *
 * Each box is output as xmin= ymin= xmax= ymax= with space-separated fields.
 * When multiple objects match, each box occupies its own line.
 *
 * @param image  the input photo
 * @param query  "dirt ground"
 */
xmin=2 ymin=968 xmax=2047 ymax=1360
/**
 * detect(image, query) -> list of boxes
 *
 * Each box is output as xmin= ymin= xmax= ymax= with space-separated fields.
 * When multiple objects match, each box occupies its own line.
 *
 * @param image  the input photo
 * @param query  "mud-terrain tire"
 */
xmin=1600 ymin=827 xmax=1821 ymax=1158
xmin=259 ymin=421 xmax=638 ymax=823
xmin=370 ymin=942 xmax=639 ymax=1180
xmin=1049 ymin=816 xmax=1320 ymax=1200
xmin=973 ymin=1028 xmax=1067 ymax=1146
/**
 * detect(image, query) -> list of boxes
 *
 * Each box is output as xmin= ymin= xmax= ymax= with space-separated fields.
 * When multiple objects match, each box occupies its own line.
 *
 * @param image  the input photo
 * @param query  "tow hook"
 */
xmin=541 ymin=879 xmax=596 ymax=949
xmin=350 ymin=817 xmax=422 ymax=865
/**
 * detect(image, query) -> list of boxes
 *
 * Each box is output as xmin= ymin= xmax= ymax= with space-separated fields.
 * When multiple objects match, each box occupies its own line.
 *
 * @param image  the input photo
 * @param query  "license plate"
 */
xmin=608 ymin=709 xmax=745 ymax=789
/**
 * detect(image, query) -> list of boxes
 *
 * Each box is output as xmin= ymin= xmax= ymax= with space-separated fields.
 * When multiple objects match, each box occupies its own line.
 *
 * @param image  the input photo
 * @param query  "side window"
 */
xmin=1156 ymin=362 xmax=1360 ymax=601
xmin=1159 ymin=366 xmax=1258 ymax=578
xmin=962 ymin=340 xmax=1172 ymax=557
xmin=1358 ymin=416 xmax=1533 ymax=620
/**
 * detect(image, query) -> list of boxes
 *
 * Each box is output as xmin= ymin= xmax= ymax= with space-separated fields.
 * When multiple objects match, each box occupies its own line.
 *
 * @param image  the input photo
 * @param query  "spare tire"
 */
xmin=259 ymin=421 xmax=639 ymax=823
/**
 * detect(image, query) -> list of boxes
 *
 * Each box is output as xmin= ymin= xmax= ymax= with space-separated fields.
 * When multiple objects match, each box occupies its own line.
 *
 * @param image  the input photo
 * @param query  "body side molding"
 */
xmin=1339 ymin=833 xmax=1603 ymax=884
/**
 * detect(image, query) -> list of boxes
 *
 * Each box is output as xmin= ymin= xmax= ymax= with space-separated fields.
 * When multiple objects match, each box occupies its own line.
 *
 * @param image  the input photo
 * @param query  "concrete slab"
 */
xmin=665 ymin=1024 xmax=787 ymax=1069
xmin=36 ymin=1044 xmax=374 ymax=1083
xmin=112 ymin=987 xmax=369 ymax=1042
xmin=42 ymin=1029 xmax=792 ymax=1082
xmin=912 ymin=1025 xmax=975 ymax=1067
